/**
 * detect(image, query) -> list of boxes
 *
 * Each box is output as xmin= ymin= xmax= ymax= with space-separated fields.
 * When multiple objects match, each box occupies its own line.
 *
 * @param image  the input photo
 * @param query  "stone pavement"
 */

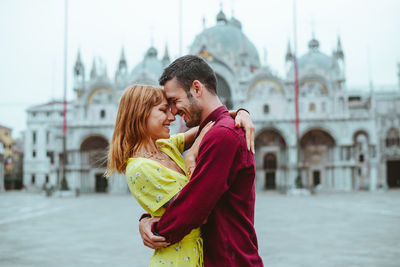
xmin=0 ymin=190 xmax=399 ymax=267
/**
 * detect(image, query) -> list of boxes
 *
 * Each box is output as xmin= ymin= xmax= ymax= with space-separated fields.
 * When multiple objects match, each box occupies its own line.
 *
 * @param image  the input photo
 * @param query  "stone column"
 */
xmin=369 ymin=163 xmax=378 ymax=191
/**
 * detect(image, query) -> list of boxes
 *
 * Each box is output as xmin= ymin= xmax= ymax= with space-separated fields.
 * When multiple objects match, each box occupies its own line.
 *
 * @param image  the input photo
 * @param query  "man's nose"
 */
xmin=170 ymin=105 xmax=178 ymax=115
xmin=168 ymin=111 xmax=176 ymax=122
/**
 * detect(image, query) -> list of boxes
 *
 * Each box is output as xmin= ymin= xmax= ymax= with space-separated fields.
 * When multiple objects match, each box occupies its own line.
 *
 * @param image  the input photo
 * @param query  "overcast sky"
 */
xmin=1 ymin=0 xmax=399 ymax=137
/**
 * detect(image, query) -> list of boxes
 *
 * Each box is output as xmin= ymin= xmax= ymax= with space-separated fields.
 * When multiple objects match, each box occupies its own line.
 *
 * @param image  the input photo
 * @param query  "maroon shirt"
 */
xmin=152 ymin=106 xmax=263 ymax=266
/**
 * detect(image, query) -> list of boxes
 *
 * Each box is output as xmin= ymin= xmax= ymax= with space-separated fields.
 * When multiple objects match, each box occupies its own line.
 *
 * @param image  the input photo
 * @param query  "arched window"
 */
xmin=263 ymin=153 xmax=277 ymax=170
xmin=386 ymin=128 xmax=400 ymax=147
xmin=309 ymin=103 xmax=316 ymax=112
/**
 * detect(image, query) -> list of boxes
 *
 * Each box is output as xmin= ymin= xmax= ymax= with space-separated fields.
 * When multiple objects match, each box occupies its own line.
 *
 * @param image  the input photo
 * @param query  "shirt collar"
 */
xmin=197 ymin=106 xmax=228 ymax=137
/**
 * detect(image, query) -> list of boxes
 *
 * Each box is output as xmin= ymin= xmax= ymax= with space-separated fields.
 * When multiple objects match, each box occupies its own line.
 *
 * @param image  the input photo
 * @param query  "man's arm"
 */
xmin=151 ymin=126 xmax=241 ymax=244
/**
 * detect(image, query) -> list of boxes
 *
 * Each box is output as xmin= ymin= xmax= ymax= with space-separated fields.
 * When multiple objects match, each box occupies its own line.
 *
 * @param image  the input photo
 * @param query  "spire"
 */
xmin=90 ymin=58 xmax=97 ymax=79
xmin=202 ymin=16 xmax=206 ymax=30
xmin=76 ymin=49 xmax=82 ymax=64
xmin=73 ymin=49 xmax=85 ymax=93
xmin=115 ymin=47 xmax=128 ymax=85
xmin=263 ymin=47 xmax=267 ymax=65
xmin=162 ymin=44 xmax=170 ymax=66
xmin=216 ymin=3 xmax=227 ymax=24
xmin=74 ymin=49 xmax=84 ymax=77
xmin=118 ymin=47 xmax=127 ymax=70
xmin=335 ymin=36 xmax=344 ymax=59
xmin=285 ymin=40 xmax=293 ymax=62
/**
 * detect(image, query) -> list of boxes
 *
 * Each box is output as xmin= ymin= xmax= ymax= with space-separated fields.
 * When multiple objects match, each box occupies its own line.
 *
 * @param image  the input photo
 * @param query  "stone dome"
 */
xmin=190 ymin=11 xmax=260 ymax=71
xmin=131 ymin=46 xmax=164 ymax=82
xmin=298 ymin=38 xmax=333 ymax=72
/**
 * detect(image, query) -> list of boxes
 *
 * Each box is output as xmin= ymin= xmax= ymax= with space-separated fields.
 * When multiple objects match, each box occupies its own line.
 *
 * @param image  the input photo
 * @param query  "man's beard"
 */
xmin=185 ymin=96 xmax=202 ymax=128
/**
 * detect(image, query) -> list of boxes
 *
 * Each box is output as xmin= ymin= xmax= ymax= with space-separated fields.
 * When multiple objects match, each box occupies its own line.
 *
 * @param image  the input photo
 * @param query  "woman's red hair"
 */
xmin=105 ymin=84 xmax=165 ymax=177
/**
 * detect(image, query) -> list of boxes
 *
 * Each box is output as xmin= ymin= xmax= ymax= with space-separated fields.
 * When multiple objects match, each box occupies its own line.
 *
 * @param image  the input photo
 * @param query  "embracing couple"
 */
xmin=106 ymin=55 xmax=264 ymax=267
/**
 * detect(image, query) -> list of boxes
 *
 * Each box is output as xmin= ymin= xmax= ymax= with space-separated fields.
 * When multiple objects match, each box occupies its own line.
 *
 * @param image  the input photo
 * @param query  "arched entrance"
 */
xmin=300 ymin=129 xmax=335 ymax=189
xmin=80 ymin=135 xmax=109 ymax=193
xmin=385 ymin=128 xmax=400 ymax=188
xmin=263 ymin=153 xmax=277 ymax=189
xmin=216 ymin=74 xmax=233 ymax=109
xmin=255 ymin=129 xmax=287 ymax=190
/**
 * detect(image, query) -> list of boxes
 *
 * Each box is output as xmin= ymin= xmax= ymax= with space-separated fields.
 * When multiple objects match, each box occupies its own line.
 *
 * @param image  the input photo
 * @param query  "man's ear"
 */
xmin=191 ymin=80 xmax=203 ymax=97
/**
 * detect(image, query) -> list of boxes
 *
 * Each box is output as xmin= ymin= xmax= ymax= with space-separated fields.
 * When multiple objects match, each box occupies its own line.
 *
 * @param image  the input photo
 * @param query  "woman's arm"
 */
xmin=183 ymin=126 xmax=199 ymax=151
xmin=231 ymin=109 xmax=255 ymax=153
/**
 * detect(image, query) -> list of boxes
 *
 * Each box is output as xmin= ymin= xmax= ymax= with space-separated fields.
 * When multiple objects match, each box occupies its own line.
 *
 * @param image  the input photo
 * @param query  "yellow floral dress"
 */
xmin=125 ymin=133 xmax=203 ymax=267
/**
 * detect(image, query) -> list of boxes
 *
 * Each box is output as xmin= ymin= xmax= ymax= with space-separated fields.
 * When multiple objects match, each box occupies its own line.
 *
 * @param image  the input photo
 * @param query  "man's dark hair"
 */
xmin=159 ymin=55 xmax=217 ymax=95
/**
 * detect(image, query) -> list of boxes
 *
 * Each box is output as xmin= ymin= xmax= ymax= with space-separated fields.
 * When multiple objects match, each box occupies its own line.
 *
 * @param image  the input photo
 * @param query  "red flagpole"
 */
xmin=293 ymin=0 xmax=301 ymax=190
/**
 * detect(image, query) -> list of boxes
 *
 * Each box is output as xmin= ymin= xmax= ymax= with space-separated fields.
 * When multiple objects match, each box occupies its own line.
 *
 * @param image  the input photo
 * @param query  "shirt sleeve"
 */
xmin=153 ymin=126 xmax=242 ymax=244
xmin=126 ymin=160 xmax=182 ymax=217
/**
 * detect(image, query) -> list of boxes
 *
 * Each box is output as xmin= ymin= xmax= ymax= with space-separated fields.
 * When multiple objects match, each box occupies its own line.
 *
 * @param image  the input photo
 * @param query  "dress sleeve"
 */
xmin=126 ymin=160 xmax=182 ymax=217
xmin=169 ymin=133 xmax=185 ymax=154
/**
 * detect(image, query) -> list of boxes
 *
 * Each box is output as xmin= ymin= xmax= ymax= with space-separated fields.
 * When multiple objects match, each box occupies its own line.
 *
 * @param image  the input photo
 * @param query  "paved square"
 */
xmin=1 ymin=190 xmax=399 ymax=266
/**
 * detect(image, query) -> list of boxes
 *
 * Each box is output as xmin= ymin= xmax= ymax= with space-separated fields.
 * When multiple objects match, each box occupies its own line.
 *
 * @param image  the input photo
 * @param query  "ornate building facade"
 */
xmin=24 ymin=10 xmax=400 ymax=193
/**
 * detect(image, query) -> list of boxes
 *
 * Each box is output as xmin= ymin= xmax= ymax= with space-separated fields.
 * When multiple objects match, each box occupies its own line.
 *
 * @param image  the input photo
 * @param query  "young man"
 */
xmin=140 ymin=55 xmax=264 ymax=266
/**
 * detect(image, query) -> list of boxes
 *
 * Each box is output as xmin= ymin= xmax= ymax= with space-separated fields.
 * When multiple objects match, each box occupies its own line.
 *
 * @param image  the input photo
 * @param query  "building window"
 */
xmin=100 ymin=110 xmax=106 ymax=119
xmin=46 ymin=112 xmax=50 ymax=117
xmin=321 ymin=102 xmax=326 ymax=112
xmin=31 ymin=174 xmax=35 ymax=184
xmin=32 ymin=112 xmax=36 ymax=117
xmin=45 ymin=175 xmax=49 ymax=183
xmin=309 ymin=103 xmax=316 ymax=112
xmin=359 ymin=154 xmax=364 ymax=162
xmin=46 ymin=131 xmax=50 ymax=144
xmin=32 ymin=150 xmax=36 ymax=158
xmin=33 ymin=131 xmax=36 ymax=144
xmin=263 ymin=105 xmax=270 ymax=114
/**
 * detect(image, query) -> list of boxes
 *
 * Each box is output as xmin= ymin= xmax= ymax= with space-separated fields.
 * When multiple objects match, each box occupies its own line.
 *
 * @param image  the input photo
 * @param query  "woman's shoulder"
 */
xmin=157 ymin=133 xmax=185 ymax=154
xmin=126 ymin=157 xmax=158 ymax=174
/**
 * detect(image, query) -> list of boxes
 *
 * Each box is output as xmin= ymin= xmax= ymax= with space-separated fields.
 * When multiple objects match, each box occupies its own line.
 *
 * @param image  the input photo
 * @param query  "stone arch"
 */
xmin=353 ymin=130 xmax=369 ymax=143
xmin=86 ymin=87 xmax=118 ymax=105
xmin=299 ymin=129 xmax=336 ymax=189
xmin=301 ymin=125 xmax=338 ymax=145
xmin=80 ymin=135 xmax=109 ymax=168
xmin=255 ymin=128 xmax=287 ymax=149
xmin=255 ymin=128 xmax=288 ymax=191
xmin=80 ymin=135 xmax=109 ymax=193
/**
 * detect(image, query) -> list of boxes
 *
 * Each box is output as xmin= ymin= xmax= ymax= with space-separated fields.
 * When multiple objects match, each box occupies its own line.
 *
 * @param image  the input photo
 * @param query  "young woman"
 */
xmin=106 ymin=85 xmax=253 ymax=266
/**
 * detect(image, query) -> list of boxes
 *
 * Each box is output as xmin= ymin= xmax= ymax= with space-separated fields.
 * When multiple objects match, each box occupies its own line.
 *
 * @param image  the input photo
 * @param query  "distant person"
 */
xmin=106 ymin=84 xmax=254 ymax=266
xmin=139 ymin=55 xmax=264 ymax=266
